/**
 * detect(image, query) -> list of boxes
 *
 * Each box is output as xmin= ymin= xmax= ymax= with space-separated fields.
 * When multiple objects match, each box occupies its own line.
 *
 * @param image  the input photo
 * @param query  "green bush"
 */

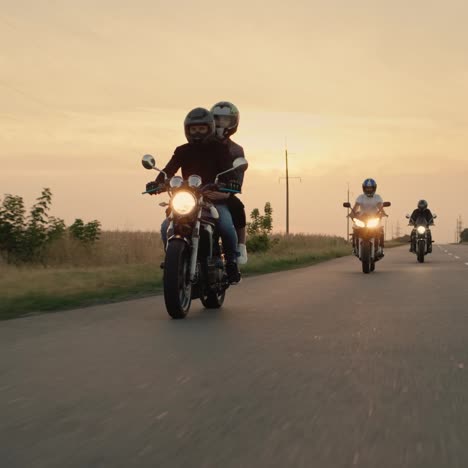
xmin=246 ymin=202 xmax=273 ymax=252
xmin=246 ymin=233 xmax=270 ymax=253
xmin=0 ymin=188 xmax=101 ymax=265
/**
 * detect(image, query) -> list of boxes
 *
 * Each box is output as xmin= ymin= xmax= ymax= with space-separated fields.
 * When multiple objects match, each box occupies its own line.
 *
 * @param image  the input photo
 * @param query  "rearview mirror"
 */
xmin=405 ymin=214 xmax=410 ymax=219
xmin=383 ymin=202 xmax=391 ymax=207
xmin=232 ymin=157 xmax=248 ymax=170
xmin=214 ymin=157 xmax=249 ymax=183
xmin=343 ymin=202 xmax=351 ymax=208
xmin=433 ymin=214 xmax=437 ymax=219
xmin=142 ymin=154 xmax=156 ymax=170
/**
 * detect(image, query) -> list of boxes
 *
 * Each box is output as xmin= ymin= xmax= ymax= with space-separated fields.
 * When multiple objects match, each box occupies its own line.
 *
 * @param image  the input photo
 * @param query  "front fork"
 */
xmin=189 ymin=208 xmax=203 ymax=282
xmin=355 ymin=236 xmax=376 ymax=259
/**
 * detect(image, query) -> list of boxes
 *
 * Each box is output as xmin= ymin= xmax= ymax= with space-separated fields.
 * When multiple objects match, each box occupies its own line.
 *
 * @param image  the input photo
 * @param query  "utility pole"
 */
xmin=456 ymin=215 xmax=463 ymax=243
xmin=285 ymin=147 xmax=290 ymax=235
xmin=346 ymin=183 xmax=350 ymax=242
xmin=279 ymin=139 xmax=301 ymax=235
xmin=395 ymin=220 xmax=401 ymax=239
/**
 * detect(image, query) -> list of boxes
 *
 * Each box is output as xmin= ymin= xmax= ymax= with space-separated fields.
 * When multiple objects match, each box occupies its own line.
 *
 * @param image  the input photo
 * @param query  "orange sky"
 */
xmin=1 ymin=1 xmax=468 ymax=242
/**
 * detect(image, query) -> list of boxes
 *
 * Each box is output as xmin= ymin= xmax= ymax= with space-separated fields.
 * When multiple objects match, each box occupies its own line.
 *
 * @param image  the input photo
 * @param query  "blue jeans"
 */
xmin=160 ymin=202 xmax=238 ymax=263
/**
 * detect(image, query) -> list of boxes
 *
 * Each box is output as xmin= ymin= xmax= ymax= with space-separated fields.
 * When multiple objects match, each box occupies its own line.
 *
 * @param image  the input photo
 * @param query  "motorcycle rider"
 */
xmin=351 ymin=178 xmax=387 ymax=257
xmin=146 ymin=107 xmax=241 ymax=284
xmin=408 ymin=199 xmax=434 ymax=253
xmin=210 ymin=101 xmax=248 ymax=265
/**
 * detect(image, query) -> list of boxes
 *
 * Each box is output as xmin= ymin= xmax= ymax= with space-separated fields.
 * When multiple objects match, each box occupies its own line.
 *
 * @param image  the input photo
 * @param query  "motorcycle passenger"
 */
xmin=210 ymin=101 xmax=248 ymax=265
xmin=409 ymin=199 xmax=434 ymax=253
xmin=351 ymin=178 xmax=387 ymax=257
xmin=146 ymin=107 xmax=241 ymax=284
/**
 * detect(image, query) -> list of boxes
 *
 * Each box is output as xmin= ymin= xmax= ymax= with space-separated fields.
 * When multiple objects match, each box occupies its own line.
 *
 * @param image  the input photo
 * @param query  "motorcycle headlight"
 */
xmin=171 ymin=191 xmax=197 ymax=215
xmin=367 ymin=218 xmax=380 ymax=228
xmin=188 ymin=175 xmax=202 ymax=188
xmin=417 ymin=226 xmax=426 ymax=234
xmin=353 ymin=218 xmax=365 ymax=228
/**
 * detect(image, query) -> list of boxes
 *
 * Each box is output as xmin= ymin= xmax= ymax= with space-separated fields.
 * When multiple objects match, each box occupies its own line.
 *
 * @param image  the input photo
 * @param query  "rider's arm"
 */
xmin=377 ymin=202 xmax=387 ymax=217
xmin=229 ymin=142 xmax=247 ymax=188
xmin=426 ymin=209 xmax=434 ymax=224
xmin=409 ymin=209 xmax=418 ymax=225
xmin=351 ymin=203 xmax=360 ymax=217
xmin=155 ymin=147 xmax=183 ymax=184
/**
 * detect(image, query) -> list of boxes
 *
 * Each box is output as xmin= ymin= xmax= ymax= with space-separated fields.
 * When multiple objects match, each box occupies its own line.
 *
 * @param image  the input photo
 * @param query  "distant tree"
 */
xmin=69 ymin=219 xmax=101 ymax=244
xmin=246 ymin=203 xmax=274 ymax=252
xmin=0 ymin=188 xmax=100 ymax=264
xmin=0 ymin=194 xmax=26 ymax=262
xmin=0 ymin=188 xmax=67 ymax=263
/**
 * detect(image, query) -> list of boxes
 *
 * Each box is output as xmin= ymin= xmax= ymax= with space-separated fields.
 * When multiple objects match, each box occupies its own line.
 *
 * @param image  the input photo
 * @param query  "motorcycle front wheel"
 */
xmin=163 ymin=239 xmax=192 ymax=319
xmin=361 ymin=241 xmax=372 ymax=274
xmin=417 ymin=241 xmax=425 ymax=263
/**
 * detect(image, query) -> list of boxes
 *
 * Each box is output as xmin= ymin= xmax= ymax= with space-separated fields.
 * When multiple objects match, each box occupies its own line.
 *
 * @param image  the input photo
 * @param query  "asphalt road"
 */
xmin=2 ymin=245 xmax=468 ymax=468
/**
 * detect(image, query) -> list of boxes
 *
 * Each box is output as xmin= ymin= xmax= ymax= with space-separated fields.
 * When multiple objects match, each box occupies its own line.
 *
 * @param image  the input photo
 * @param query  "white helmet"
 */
xmin=210 ymin=101 xmax=240 ymax=140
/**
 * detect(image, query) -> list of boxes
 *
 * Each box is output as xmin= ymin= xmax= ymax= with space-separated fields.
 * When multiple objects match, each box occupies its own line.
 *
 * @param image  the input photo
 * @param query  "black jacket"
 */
xmin=155 ymin=140 xmax=233 ymax=185
xmin=226 ymin=140 xmax=246 ymax=187
xmin=410 ymin=208 xmax=434 ymax=225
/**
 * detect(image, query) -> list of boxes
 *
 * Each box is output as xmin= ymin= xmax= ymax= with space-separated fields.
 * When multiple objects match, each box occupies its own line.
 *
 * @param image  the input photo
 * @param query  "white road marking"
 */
xmin=455 ymin=256 xmax=460 ymax=259
xmin=465 ymin=263 xmax=468 ymax=266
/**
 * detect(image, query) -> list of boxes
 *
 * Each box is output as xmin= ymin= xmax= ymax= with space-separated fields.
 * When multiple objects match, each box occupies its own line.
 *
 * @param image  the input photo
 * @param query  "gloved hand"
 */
xmin=226 ymin=180 xmax=241 ymax=192
xmin=145 ymin=181 xmax=164 ymax=195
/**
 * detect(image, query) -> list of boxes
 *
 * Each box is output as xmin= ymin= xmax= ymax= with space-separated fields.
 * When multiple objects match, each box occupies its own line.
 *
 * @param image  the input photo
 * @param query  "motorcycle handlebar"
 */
xmin=143 ymin=181 xmax=240 ymax=196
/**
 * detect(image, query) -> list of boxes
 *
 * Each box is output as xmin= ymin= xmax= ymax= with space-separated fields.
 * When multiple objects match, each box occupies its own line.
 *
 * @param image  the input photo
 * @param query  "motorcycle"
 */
xmin=405 ymin=213 xmax=437 ymax=263
xmin=343 ymin=202 xmax=391 ymax=274
xmin=141 ymin=154 xmax=248 ymax=319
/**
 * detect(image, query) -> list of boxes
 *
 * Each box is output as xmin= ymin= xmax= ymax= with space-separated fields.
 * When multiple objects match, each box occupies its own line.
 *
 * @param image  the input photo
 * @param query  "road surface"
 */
xmin=2 ymin=245 xmax=468 ymax=468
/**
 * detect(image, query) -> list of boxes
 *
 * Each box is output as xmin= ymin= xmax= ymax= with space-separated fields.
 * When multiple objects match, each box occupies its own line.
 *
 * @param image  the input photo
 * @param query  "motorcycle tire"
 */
xmin=417 ymin=241 xmax=425 ymax=263
xmin=361 ymin=241 xmax=372 ymax=274
xmin=200 ymin=291 xmax=226 ymax=309
xmin=163 ymin=239 xmax=192 ymax=319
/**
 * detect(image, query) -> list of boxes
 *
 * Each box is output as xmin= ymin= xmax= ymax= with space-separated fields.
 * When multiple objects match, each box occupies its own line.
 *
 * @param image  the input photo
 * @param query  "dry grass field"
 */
xmin=0 ymin=232 xmax=350 ymax=319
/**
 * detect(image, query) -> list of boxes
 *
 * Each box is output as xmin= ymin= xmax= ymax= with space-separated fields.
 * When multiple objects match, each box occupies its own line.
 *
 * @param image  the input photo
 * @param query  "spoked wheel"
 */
xmin=361 ymin=241 xmax=372 ymax=274
xmin=200 ymin=290 xmax=226 ymax=309
xmin=417 ymin=241 xmax=425 ymax=263
xmin=163 ymin=239 xmax=192 ymax=319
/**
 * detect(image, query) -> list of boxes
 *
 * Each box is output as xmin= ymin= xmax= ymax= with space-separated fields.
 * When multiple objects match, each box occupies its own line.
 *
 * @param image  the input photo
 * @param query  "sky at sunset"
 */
xmin=1 ymin=0 xmax=468 ymax=242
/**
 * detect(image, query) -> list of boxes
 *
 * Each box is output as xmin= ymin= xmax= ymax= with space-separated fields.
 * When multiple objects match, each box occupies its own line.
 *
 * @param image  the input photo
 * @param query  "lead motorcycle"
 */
xmin=406 ymin=213 xmax=437 ymax=263
xmin=343 ymin=201 xmax=391 ymax=274
xmin=142 ymin=154 xmax=248 ymax=319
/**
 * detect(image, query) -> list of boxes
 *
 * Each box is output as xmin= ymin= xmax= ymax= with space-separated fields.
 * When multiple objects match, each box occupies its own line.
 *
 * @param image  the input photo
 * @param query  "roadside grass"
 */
xmin=1 ymin=232 xmax=350 ymax=319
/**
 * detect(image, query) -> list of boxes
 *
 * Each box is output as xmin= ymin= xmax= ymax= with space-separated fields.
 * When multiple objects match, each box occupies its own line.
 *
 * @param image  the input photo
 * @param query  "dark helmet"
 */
xmin=210 ymin=101 xmax=240 ymax=139
xmin=362 ymin=178 xmax=377 ymax=197
xmin=184 ymin=107 xmax=215 ymax=144
xmin=417 ymin=199 xmax=428 ymax=211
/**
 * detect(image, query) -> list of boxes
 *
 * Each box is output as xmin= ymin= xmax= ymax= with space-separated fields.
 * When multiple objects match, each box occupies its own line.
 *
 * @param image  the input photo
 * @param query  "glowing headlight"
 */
xmin=169 ymin=176 xmax=183 ymax=188
xmin=353 ymin=218 xmax=365 ymax=228
xmin=188 ymin=175 xmax=202 ymax=188
xmin=171 ymin=191 xmax=197 ymax=215
xmin=417 ymin=226 xmax=426 ymax=234
xmin=367 ymin=218 xmax=380 ymax=228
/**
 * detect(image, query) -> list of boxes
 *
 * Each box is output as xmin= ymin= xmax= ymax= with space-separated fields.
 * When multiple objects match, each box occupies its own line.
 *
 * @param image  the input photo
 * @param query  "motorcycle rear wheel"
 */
xmin=200 ymin=291 xmax=226 ymax=309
